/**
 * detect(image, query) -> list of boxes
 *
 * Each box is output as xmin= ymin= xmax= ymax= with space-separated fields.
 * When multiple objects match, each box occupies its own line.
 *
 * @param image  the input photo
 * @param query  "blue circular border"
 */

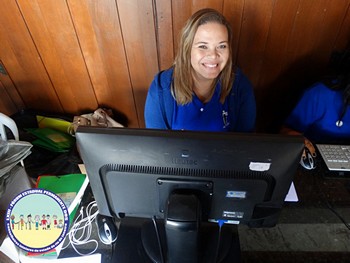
xmin=4 ymin=188 xmax=70 ymax=253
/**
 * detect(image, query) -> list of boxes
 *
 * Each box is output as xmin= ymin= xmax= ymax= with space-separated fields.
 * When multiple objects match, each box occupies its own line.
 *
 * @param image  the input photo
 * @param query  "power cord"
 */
xmin=324 ymin=199 xmax=350 ymax=230
xmin=152 ymin=216 xmax=165 ymax=263
xmin=61 ymin=200 xmax=100 ymax=256
xmin=214 ymin=220 xmax=227 ymax=263
xmin=313 ymin=172 xmax=350 ymax=231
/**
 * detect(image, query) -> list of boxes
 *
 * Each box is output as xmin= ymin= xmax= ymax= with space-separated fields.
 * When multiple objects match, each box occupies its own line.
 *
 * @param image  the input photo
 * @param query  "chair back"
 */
xmin=0 ymin=112 xmax=19 ymax=141
xmin=0 ymin=112 xmax=24 ymax=166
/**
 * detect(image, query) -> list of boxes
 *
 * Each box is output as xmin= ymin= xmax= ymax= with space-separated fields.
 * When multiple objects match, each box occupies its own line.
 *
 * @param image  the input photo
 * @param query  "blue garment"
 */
xmin=284 ymin=82 xmax=350 ymax=143
xmin=144 ymin=67 xmax=256 ymax=132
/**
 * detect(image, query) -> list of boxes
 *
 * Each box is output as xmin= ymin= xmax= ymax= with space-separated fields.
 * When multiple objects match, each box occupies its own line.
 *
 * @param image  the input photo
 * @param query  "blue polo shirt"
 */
xmin=172 ymin=83 xmax=230 ymax=131
xmin=144 ymin=67 xmax=256 ymax=132
xmin=284 ymin=82 xmax=350 ymax=143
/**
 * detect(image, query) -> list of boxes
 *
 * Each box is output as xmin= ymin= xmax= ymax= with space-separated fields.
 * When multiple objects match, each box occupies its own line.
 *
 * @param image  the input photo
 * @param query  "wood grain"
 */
xmin=117 ymin=0 xmax=159 ymax=127
xmin=68 ymin=0 xmax=138 ymax=127
xmin=0 ymin=1 xmax=63 ymax=113
xmin=0 ymin=0 xmax=349 ymax=130
xmin=17 ymin=0 xmax=98 ymax=114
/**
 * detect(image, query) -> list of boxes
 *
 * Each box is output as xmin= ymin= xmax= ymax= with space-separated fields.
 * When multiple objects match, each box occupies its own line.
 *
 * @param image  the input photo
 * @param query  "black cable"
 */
xmin=313 ymin=170 xmax=350 ymax=231
xmin=324 ymin=199 xmax=350 ymax=230
xmin=152 ymin=216 xmax=165 ymax=263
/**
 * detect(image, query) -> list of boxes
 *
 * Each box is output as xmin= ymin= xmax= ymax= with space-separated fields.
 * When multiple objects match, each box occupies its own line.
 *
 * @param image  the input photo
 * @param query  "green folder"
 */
xmin=26 ymin=128 xmax=75 ymax=152
xmin=36 ymin=173 xmax=89 ymax=225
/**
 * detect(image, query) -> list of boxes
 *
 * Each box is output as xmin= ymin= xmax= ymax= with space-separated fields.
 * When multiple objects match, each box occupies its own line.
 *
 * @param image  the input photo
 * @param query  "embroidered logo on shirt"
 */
xmin=222 ymin=110 xmax=229 ymax=128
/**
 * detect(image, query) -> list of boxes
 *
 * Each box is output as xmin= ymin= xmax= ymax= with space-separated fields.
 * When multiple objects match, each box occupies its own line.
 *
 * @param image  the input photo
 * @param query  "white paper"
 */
xmin=285 ymin=182 xmax=298 ymax=202
xmin=19 ymin=252 xmax=101 ymax=263
xmin=0 ymin=237 xmax=20 ymax=263
xmin=249 ymin=162 xmax=271 ymax=171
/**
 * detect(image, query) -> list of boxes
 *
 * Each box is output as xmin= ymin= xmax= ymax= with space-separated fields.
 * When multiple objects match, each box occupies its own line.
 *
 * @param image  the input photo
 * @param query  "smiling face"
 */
xmin=190 ymin=22 xmax=229 ymax=84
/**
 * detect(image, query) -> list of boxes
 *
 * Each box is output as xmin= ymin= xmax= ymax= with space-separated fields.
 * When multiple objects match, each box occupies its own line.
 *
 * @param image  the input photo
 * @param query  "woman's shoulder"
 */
xmin=232 ymin=67 xmax=253 ymax=92
xmin=156 ymin=67 xmax=174 ymax=86
xmin=233 ymin=66 xmax=243 ymax=79
xmin=149 ymin=67 xmax=173 ymax=94
xmin=148 ymin=67 xmax=174 ymax=105
xmin=305 ymin=81 xmax=340 ymax=98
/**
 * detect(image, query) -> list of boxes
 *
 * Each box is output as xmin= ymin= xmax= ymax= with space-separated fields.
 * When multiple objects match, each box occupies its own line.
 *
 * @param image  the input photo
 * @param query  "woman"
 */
xmin=281 ymin=68 xmax=350 ymax=165
xmin=144 ymin=8 xmax=256 ymax=132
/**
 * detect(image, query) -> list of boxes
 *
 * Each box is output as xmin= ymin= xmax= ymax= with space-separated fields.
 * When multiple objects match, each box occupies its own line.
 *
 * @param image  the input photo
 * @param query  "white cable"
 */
xmin=61 ymin=200 xmax=100 ymax=256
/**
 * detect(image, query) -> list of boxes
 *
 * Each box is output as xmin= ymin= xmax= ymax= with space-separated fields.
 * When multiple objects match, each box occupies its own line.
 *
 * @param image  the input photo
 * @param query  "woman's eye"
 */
xmin=218 ymin=44 xmax=227 ymax=49
xmin=198 ymin=45 xmax=207 ymax=49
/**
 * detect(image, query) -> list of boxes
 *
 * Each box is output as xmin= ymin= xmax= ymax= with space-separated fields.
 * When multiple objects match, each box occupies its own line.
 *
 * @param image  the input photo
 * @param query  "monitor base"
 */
xmin=141 ymin=220 xmax=241 ymax=263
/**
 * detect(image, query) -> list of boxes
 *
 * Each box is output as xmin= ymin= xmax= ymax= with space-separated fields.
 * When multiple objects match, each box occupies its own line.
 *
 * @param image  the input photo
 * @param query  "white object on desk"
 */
xmin=285 ymin=182 xmax=298 ymax=202
xmin=18 ymin=252 xmax=101 ymax=262
xmin=0 ymin=236 xmax=19 ymax=263
xmin=67 ymin=175 xmax=89 ymax=215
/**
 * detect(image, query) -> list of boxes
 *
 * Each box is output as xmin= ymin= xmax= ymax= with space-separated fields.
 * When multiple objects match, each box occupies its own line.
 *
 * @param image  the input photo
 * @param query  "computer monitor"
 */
xmin=76 ymin=127 xmax=304 ymax=262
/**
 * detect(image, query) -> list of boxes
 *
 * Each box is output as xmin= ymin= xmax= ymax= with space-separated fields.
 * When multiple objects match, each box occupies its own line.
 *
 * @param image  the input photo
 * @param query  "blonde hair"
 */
xmin=173 ymin=8 xmax=234 ymax=105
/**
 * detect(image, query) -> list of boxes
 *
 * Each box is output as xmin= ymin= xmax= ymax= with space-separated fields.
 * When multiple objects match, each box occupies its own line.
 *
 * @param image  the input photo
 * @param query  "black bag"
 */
xmin=11 ymin=109 xmax=81 ymax=178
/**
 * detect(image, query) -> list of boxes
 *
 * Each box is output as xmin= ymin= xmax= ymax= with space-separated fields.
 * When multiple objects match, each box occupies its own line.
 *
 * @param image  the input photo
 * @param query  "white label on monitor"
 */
xmin=226 ymin=191 xmax=246 ymax=199
xmin=223 ymin=211 xmax=244 ymax=218
xmin=225 ymin=220 xmax=240 ymax=224
xmin=249 ymin=162 xmax=271 ymax=171
xmin=209 ymin=219 xmax=240 ymax=225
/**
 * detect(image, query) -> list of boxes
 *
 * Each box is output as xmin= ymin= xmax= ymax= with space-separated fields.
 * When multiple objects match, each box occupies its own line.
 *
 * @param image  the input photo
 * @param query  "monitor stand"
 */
xmin=141 ymin=193 xmax=241 ymax=263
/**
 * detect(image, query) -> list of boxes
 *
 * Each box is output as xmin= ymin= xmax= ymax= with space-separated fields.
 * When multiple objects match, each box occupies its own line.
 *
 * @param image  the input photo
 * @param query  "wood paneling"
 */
xmin=334 ymin=2 xmax=350 ymax=50
xmin=67 ymin=0 xmax=138 ymax=127
xmin=236 ymin=0 xmax=275 ymax=86
xmin=117 ymin=0 xmax=159 ymax=127
xmin=171 ymin=0 xmax=223 ymax=52
xmin=0 ymin=60 xmax=25 ymax=112
xmin=257 ymin=0 xmax=300 ymax=90
xmin=253 ymin=0 xmax=301 ymax=131
xmin=155 ymin=0 xmax=174 ymax=70
xmin=0 ymin=0 xmax=349 ymax=131
xmin=223 ymin=0 xmax=244 ymax=65
xmin=0 ymin=80 xmax=18 ymax=116
xmin=17 ymin=0 xmax=98 ymax=114
xmin=258 ymin=0 xmax=350 ymax=131
xmin=0 ymin=1 xmax=63 ymax=113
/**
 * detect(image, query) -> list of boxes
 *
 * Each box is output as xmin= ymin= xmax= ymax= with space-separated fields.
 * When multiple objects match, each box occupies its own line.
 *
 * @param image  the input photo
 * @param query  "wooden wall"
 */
xmin=0 ymin=0 xmax=349 ymax=131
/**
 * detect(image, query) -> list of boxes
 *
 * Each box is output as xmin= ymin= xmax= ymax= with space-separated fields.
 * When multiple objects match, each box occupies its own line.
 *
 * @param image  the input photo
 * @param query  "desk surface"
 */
xmin=239 ymin=162 xmax=350 ymax=263
xmin=60 ymin=161 xmax=350 ymax=263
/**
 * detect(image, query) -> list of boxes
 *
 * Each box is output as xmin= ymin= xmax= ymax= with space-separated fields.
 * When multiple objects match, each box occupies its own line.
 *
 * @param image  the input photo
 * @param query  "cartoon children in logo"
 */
xmin=26 ymin=214 xmax=33 ymax=230
xmin=41 ymin=214 xmax=47 ymax=230
xmin=34 ymin=215 xmax=40 ymax=230
xmin=5 ymin=189 xmax=69 ymax=253
xmin=53 ymin=215 xmax=58 ymax=228
xmin=10 ymin=215 xmax=16 ymax=230
xmin=57 ymin=219 xmax=64 ymax=229
xmin=12 ymin=213 xmax=59 ymax=231
xmin=19 ymin=214 xmax=25 ymax=230
xmin=46 ymin=214 xmax=51 ymax=230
